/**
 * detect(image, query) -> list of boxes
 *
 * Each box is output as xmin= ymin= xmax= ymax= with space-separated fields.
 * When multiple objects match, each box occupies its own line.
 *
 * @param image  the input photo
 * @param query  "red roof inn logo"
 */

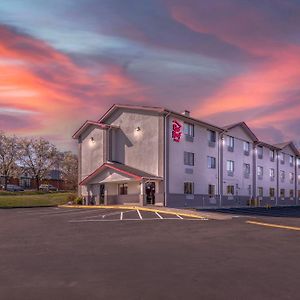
xmin=172 ymin=120 xmax=182 ymax=142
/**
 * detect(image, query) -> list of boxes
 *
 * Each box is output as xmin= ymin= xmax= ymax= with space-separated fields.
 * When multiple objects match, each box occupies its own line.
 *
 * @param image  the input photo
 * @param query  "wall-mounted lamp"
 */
xmin=136 ymin=126 xmax=141 ymax=132
xmin=90 ymin=137 xmax=95 ymax=143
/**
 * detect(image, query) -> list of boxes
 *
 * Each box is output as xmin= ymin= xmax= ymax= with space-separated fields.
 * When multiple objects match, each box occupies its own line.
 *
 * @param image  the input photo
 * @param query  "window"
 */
xmin=243 ymin=141 xmax=250 ymax=155
xmin=270 ymin=149 xmax=275 ymax=162
xmin=184 ymin=123 xmax=194 ymax=137
xmin=270 ymin=168 xmax=275 ymax=181
xmin=289 ymin=172 xmax=294 ymax=184
xmin=184 ymin=152 xmax=194 ymax=166
xmin=257 ymin=146 xmax=263 ymax=159
xmin=280 ymin=153 xmax=285 ymax=164
xmin=207 ymin=156 xmax=216 ymax=169
xmin=227 ymin=136 xmax=234 ymax=151
xmin=227 ymin=185 xmax=234 ymax=195
xmin=208 ymin=184 xmax=215 ymax=196
xmin=208 ymin=130 xmax=216 ymax=147
xmin=298 ymin=190 xmax=300 ymax=198
xmin=280 ymin=188 xmax=285 ymax=198
xmin=258 ymin=187 xmax=263 ymax=197
xmin=244 ymin=163 xmax=250 ymax=178
xmin=289 ymin=155 xmax=294 ymax=167
xmin=257 ymin=166 xmax=263 ymax=179
xmin=297 ymin=158 xmax=300 ymax=169
xmin=226 ymin=160 xmax=234 ymax=176
xmin=290 ymin=189 xmax=294 ymax=198
xmin=118 ymin=183 xmax=128 ymax=195
xmin=269 ymin=188 xmax=275 ymax=198
xmin=184 ymin=182 xmax=194 ymax=194
xmin=298 ymin=175 xmax=300 ymax=185
xmin=280 ymin=170 xmax=285 ymax=182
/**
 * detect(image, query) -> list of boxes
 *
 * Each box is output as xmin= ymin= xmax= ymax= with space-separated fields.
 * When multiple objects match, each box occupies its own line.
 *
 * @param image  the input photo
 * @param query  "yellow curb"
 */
xmin=58 ymin=205 xmax=207 ymax=219
xmin=246 ymin=221 xmax=300 ymax=231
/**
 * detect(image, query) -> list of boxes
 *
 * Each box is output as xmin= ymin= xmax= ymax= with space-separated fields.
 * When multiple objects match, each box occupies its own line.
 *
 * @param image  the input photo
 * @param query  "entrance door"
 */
xmin=145 ymin=182 xmax=155 ymax=205
xmin=99 ymin=184 xmax=105 ymax=204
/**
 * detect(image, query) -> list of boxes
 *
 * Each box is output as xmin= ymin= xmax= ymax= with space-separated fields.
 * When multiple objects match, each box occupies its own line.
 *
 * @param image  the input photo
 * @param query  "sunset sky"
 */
xmin=0 ymin=0 xmax=299 ymax=151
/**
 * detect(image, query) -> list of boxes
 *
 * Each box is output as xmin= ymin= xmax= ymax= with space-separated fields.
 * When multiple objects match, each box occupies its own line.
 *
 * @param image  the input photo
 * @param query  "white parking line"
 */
xmin=176 ymin=214 xmax=183 ymax=219
xmin=68 ymin=218 xmax=206 ymax=223
xmin=137 ymin=210 xmax=143 ymax=220
xmin=120 ymin=212 xmax=123 ymax=220
xmin=155 ymin=212 xmax=163 ymax=219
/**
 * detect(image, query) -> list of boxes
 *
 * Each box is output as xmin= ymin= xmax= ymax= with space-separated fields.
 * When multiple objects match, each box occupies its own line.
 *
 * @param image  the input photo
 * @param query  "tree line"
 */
xmin=0 ymin=132 xmax=78 ymax=190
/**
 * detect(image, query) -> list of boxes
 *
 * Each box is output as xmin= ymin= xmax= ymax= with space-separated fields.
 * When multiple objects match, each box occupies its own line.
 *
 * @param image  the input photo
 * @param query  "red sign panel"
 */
xmin=172 ymin=120 xmax=182 ymax=142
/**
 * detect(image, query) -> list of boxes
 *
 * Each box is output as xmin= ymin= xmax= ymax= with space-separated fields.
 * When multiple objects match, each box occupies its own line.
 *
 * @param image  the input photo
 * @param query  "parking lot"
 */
xmin=0 ymin=206 xmax=300 ymax=300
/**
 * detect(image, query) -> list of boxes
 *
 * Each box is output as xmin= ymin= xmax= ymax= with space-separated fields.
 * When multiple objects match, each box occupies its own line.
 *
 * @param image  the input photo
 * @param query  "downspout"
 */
xmin=164 ymin=112 xmax=171 ymax=207
xmin=218 ymin=131 xmax=225 ymax=207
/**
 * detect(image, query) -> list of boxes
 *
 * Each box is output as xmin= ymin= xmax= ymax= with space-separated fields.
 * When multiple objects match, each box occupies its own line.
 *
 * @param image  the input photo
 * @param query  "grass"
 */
xmin=0 ymin=192 xmax=76 ymax=208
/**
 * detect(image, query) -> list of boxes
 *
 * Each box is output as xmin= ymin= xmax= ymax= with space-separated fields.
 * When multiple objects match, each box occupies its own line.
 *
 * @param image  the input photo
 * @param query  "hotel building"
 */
xmin=73 ymin=104 xmax=300 ymax=208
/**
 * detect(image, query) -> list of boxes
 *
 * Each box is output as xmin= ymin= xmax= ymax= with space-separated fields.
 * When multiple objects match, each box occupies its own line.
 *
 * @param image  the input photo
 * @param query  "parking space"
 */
xmin=1 ymin=206 xmax=300 ymax=300
xmin=13 ymin=207 xmax=207 ymax=223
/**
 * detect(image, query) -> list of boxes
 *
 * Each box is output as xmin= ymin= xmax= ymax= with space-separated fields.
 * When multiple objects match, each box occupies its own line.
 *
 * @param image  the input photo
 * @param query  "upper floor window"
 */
xmin=208 ymin=130 xmax=216 ymax=147
xmin=207 ymin=156 xmax=216 ymax=169
xmin=270 ymin=149 xmax=275 ymax=162
xmin=289 ymin=155 xmax=294 ymax=167
xmin=289 ymin=172 xmax=294 ymax=184
xmin=280 ymin=153 xmax=285 ymax=164
xmin=257 ymin=166 xmax=263 ymax=179
xmin=243 ymin=142 xmax=250 ymax=155
xmin=257 ymin=146 xmax=263 ymax=159
xmin=244 ymin=163 xmax=250 ymax=178
xmin=227 ymin=136 xmax=234 ymax=152
xmin=184 ymin=182 xmax=194 ymax=194
xmin=270 ymin=168 xmax=275 ymax=181
xmin=297 ymin=158 xmax=300 ymax=169
xmin=184 ymin=151 xmax=194 ymax=166
xmin=226 ymin=160 xmax=234 ymax=176
xmin=184 ymin=123 xmax=194 ymax=137
xmin=280 ymin=170 xmax=285 ymax=182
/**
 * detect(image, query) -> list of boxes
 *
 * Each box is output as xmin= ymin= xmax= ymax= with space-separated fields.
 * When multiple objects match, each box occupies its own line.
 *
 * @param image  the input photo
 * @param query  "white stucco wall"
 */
xmin=222 ymin=127 xmax=253 ymax=197
xmin=105 ymin=109 xmax=163 ymax=177
xmin=168 ymin=116 xmax=219 ymax=195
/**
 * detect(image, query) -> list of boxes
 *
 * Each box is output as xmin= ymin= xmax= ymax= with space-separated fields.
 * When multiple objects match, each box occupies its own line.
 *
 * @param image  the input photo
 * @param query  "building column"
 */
xmin=139 ymin=180 xmax=145 ymax=206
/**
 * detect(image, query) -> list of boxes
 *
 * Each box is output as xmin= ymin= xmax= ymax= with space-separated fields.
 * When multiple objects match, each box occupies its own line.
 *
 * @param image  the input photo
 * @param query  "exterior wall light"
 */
xmin=90 ymin=137 xmax=95 ymax=143
xmin=136 ymin=127 xmax=141 ymax=132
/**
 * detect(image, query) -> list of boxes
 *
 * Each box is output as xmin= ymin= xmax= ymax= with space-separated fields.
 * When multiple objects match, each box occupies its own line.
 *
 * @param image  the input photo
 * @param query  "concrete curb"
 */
xmin=58 ymin=205 xmax=210 ymax=219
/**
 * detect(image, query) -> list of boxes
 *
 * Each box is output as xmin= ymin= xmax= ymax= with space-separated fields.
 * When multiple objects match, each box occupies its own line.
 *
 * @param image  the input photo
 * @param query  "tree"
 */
xmin=19 ymin=138 xmax=60 ymax=190
xmin=60 ymin=151 xmax=78 ymax=190
xmin=0 ymin=132 xmax=20 ymax=190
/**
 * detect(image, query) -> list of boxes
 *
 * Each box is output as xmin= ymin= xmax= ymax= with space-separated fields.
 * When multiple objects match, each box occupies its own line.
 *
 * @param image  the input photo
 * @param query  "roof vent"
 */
xmin=182 ymin=110 xmax=190 ymax=117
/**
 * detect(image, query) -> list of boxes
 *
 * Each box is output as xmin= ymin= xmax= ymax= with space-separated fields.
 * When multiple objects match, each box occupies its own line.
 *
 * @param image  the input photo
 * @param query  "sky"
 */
xmin=0 ymin=0 xmax=299 ymax=151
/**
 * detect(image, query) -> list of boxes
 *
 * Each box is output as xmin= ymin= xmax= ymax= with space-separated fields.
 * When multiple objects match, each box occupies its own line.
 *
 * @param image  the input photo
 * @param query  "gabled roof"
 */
xmin=273 ymin=141 xmax=300 ymax=156
xmin=98 ymin=103 xmax=224 ymax=132
xmin=72 ymin=121 xmax=118 ymax=139
xmin=223 ymin=122 xmax=258 ymax=142
xmin=79 ymin=162 xmax=162 ymax=185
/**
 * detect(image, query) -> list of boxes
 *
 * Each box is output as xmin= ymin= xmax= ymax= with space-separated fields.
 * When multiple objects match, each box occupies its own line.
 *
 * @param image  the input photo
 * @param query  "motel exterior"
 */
xmin=73 ymin=104 xmax=300 ymax=208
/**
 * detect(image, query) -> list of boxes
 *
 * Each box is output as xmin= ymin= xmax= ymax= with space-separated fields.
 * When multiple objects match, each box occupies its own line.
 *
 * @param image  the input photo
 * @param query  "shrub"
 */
xmin=74 ymin=196 xmax=83 ymax=205
xmin=67 ymin=194 xmax=76 ymax=202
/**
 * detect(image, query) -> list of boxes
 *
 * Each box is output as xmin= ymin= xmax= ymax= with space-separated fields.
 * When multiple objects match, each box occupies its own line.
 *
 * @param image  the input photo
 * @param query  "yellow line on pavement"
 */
xmin=58 ymin=205 xmax=206 ymax=219
xmin=246 ymin=221 xmax=300 ymax=231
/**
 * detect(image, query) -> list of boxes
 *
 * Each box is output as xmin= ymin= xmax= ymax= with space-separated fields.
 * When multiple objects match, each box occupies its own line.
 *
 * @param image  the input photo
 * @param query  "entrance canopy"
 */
xmin=80 ymin=162 xmax=163 ymax=185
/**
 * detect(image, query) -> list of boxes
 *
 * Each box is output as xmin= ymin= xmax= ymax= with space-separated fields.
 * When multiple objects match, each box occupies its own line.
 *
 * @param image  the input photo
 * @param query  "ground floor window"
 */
xmin=269 ymin=188 xmax=275 ymax=197
xmin=258 ymin=187 xmax=263 ymax=197
xmin=280 ymin=188 xmax=285 ymax=198
xmin=289 ymin=189 xmax=294 ymax=198
xmin=227 ymin=185 xmax=234 ymax=195
xmin=184 ymin=182 xmax=194 ymax=194
xmin=208 ymin=184 xmax=215 ymax=196
xmin=118 ymin=183 xmax=128 ymax=195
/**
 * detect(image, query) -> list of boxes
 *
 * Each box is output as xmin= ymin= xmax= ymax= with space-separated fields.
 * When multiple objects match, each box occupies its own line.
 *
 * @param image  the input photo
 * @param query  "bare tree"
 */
xmin=19 ymin=138 xmax=60 ymax=190
xmin=0 ymin=132 xmax=20 ymax=190
xmin=60 ymin=151 xmax=78 ymax=190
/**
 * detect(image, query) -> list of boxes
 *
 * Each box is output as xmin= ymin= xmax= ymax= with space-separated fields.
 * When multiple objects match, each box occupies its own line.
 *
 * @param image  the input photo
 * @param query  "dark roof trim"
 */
xmin=273 ymin=141 xmax=300 ymax=156
xmin=72 ymin=121 xmax=118 ymax=139
xmin=79 ymin=162 xmax=162 ymax=185
xmin=223 ymin=122 xmax=258 ymax=141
